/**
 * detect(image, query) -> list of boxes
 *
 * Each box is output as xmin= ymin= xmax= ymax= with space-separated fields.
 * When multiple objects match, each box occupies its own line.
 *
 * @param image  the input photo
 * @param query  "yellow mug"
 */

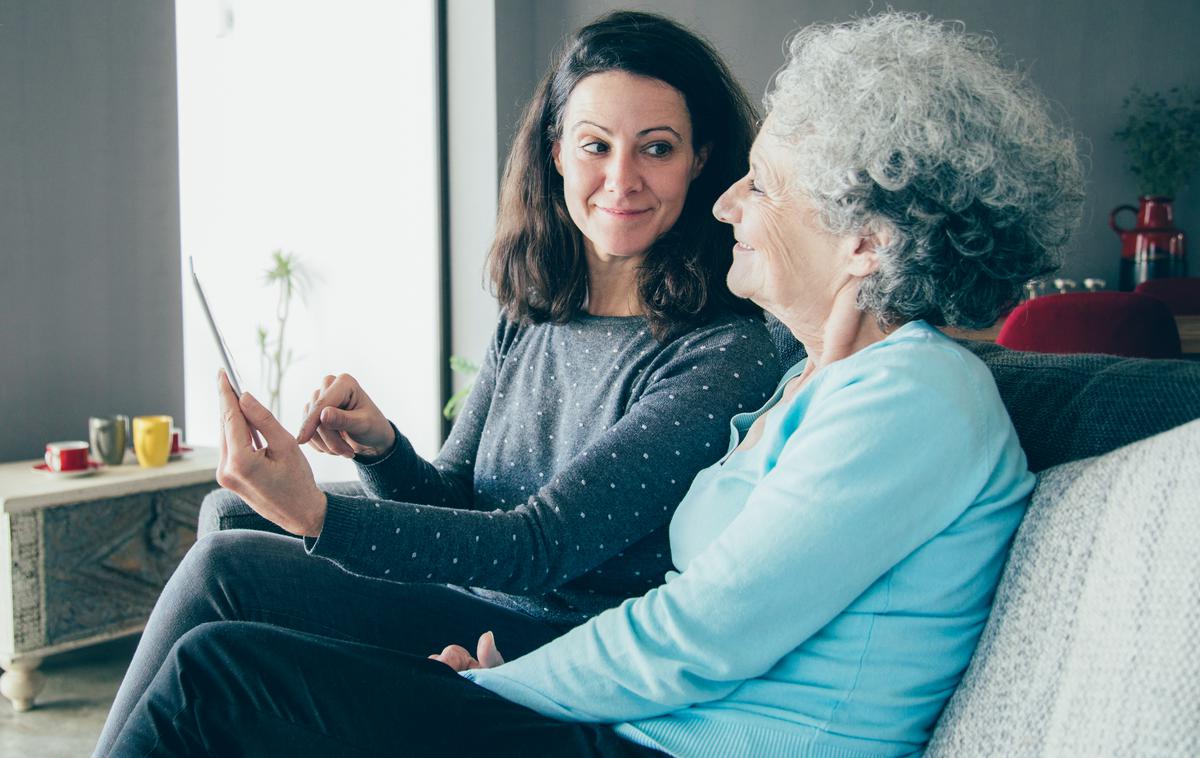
xmin=133 ymin=415 xmax=173 ymax=468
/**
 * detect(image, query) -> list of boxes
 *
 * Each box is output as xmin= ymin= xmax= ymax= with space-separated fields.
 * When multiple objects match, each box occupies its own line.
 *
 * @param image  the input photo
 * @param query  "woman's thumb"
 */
xmin=477 ymin=631 xmax=505 ymax=668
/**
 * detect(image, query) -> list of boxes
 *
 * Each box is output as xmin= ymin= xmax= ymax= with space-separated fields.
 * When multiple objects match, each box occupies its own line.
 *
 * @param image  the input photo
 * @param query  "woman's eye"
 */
xmin=748 ymin=177 xmax=763 ymax=194
xmin=581 ymin=142 xmax=609 ymax=155
xmin=644 ymin=142 xmax=674 ymax=158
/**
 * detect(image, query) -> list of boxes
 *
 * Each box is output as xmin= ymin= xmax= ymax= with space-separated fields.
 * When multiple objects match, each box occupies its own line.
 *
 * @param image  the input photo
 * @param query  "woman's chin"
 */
xmin=726 ymin=266 xmax=763 ymax=302
xmin=588 ymin=240 xmax=654 ymax=261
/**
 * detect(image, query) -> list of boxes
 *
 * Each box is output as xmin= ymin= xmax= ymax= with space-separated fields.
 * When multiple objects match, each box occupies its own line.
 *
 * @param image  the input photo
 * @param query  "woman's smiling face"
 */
xmin=712 ymin=118 xmax=858 ymax=322
xmin=553 ymin=71 xmax=707 ymax=263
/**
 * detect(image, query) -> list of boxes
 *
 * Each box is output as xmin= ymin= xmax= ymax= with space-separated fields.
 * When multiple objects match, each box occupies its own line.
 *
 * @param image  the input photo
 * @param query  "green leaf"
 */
xmin=449 ymin=355 xmax=480 ymax=376
xmin=442 ymin=385 xmax=474 ymax=420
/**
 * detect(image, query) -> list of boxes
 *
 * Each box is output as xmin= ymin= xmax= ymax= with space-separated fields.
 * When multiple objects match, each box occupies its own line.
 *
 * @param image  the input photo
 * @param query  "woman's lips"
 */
xmin=734 ymin=241 xmax=756 ymax=252
xmin=598 ymin=207 xmax=651 ymax=218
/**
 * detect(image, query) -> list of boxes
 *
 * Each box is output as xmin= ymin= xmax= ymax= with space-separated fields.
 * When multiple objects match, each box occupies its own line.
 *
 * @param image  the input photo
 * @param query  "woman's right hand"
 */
xmin=296 ymin=374 xmax=396 ymax=459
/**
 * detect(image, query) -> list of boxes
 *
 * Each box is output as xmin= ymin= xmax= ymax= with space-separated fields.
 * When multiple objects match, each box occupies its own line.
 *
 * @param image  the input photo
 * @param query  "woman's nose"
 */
xmin=713 ymin=183 xmax=740 ymax=224
xmin=605 ymin=152 xmax=642 ymax=195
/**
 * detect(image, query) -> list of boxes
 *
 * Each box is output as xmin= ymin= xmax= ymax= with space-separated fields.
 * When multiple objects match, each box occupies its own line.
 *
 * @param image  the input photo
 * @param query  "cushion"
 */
xmin=996 ymin=292 xmax=1182 ymax=359
xmin=764 ymin=315 xmax=1200 ymax=472
xmin=961 ymin=341 xmax=1200 ymax=472
xmin=926 ymin=418 xmax=1200 ymax=757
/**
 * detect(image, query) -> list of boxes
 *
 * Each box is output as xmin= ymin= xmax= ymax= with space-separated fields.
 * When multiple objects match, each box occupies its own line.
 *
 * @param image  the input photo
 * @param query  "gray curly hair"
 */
xmin=765 ymin=13 xmax=1084 ymax=329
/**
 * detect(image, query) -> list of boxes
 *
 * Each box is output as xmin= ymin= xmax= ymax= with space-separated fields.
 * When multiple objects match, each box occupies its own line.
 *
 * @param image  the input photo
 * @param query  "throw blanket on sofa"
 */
xmin=928 ymin=418 xmax=1200 ymax=756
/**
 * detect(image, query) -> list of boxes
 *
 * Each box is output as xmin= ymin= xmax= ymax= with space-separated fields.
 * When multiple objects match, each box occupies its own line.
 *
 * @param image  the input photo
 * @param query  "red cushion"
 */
xmin=997 ymin=292 xmax=1182 ymax=359
xmin=1133 ymin=278 xmax=1200 ymax=315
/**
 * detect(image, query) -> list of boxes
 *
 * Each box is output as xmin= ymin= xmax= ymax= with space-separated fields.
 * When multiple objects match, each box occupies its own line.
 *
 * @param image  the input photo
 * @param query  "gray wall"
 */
xmin=0 ymin=1 xmax=183 ymax=463
xmin=494 ymin=0 xmax=1200 ymax=288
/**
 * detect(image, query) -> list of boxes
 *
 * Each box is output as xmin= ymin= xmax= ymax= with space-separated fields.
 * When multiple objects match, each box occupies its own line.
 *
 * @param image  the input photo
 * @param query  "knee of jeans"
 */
xmin=176 ymin=529 xmax=247 ymax=590
xmin=197 ymin=488 xmax=246 ymax=538
xmin=170 ymin=621 xmax=249 ymax=674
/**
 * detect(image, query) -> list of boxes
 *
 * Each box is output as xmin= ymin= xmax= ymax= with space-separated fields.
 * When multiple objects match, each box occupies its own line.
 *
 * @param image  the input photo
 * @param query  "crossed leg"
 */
xmin=109 ymin=621 xmax=660 ymax=757
xmin=94 ymin=530 xmax=568 ymax=756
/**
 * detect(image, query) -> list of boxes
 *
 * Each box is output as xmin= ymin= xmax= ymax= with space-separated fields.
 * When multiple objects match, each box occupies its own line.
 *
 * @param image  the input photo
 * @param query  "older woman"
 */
xmin=108 ymin=13 xmax=1082 ymax=757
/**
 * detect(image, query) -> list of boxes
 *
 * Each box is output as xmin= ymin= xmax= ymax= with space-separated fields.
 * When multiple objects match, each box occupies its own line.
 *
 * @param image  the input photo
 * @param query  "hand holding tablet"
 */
xmin=191 ymin=256 xmax=326 ymax=535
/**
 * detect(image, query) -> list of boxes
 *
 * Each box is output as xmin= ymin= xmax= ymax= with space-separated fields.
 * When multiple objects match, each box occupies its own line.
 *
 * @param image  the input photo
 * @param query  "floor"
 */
xmin=0 ymin=635 xmax=135 ymax=757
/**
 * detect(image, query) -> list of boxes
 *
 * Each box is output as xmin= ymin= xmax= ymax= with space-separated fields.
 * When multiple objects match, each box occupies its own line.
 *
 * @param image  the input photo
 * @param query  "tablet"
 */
xmin=188 ymin=256 xmax=246 ymax=396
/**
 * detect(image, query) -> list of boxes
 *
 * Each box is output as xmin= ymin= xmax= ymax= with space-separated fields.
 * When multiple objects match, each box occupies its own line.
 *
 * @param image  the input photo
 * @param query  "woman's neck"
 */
xmin=585 ymin=250 xmax=645 ymax=317
xmin=774 ymin=285 xmax=891 ymax=373
xmin=796 ymin=313 xmax=889 ymax=372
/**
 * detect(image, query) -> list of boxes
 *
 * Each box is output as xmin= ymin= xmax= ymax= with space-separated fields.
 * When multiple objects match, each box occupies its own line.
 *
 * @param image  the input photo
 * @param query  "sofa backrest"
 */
xmin=764 ymin=315 xmax=1200 ymax=472
xmin=926 ymin=418 xmax=1200 ymax=756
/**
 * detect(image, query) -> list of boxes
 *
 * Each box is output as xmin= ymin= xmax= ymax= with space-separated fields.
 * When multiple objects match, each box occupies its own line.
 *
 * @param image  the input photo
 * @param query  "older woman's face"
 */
xmin=712 ymin=122 xmax=860 ymax=320
xmin=553 ymin=71 xmax=706 ymax=262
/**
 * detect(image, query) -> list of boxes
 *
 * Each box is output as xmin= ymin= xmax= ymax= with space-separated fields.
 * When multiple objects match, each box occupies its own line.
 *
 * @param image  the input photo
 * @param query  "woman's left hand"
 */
xmin=430 ymin=631 xmax=506 ymax=672
xmin=216 ymin=370 xmax=328 ymax=537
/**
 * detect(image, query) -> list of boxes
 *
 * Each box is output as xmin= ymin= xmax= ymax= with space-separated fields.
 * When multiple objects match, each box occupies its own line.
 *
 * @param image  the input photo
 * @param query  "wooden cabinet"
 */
xmin=0 ymin=449 xmax=217 ymax=711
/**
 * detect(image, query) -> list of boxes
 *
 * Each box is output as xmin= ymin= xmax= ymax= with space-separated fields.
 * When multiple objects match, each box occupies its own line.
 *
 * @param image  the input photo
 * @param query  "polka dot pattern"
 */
xmin=328 ymin=313 xmax=783 ymax=626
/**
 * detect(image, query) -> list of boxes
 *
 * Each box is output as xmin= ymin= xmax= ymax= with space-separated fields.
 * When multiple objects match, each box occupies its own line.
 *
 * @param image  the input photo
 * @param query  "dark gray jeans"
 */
xmin=107 ymin=620 xmax=661 ymax=756
xmin=93 ymin=488 xmax=573 ymax=756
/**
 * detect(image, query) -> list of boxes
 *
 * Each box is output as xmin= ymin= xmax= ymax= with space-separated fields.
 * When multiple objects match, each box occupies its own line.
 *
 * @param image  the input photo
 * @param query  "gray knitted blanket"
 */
xmin=928 ymin=418 xmax=1200 ymax=756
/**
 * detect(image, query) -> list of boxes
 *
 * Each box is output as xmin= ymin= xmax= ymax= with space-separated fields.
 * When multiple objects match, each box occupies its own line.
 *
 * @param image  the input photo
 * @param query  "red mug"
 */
xmin=170 ymin=428 xmax=182 ymax=456
xmin=45 ymin=441 xmax=91 ymax=472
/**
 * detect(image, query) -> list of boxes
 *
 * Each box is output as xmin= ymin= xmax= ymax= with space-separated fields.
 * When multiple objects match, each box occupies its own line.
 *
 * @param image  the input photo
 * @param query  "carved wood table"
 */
xmin=0 ymin=448 xmax=217 ymax=711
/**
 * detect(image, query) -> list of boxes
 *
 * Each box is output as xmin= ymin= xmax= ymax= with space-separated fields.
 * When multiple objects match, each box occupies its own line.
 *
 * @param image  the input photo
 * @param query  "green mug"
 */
xmin=88 ymin=415 xmax=129 ymax=466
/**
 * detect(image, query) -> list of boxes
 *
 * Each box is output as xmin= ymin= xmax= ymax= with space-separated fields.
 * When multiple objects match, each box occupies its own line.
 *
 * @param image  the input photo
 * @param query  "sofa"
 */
xmin=766 ymin=317 xmax=1200 ymax=756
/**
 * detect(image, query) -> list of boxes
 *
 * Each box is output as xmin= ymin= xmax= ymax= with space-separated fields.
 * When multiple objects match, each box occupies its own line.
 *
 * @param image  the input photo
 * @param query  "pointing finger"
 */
xmin=297 ymin=377 xmax=343 ymax=444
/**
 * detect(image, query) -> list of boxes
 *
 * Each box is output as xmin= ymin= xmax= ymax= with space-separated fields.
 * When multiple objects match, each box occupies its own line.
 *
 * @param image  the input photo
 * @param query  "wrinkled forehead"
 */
xmin=749 ymin=118 xmax=798 ymax=179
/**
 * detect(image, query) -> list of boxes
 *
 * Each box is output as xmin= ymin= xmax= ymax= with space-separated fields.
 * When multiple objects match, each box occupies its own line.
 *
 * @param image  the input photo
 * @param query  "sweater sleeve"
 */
xmin=462 ymin=347 xmax=1006 ymax=721
xmin=303 ymin=320 xmax=781 ymax=594
xmin=349 ymin=321 xmax=502 ymax=508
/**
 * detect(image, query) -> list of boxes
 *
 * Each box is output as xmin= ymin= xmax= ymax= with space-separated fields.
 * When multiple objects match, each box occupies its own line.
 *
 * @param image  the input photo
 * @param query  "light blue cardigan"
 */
xmin=465 ymin=321 xmax=1033 ymax=757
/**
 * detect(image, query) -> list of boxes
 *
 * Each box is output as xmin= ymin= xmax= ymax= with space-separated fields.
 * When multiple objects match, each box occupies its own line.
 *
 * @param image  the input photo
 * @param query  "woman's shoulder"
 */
xmin=833 ymin=321 xmax=989 ymax=379
xmin=654 ymin=312 xmax=781 ymax=377
xmin=670 ymin=312 xmax=778 ymax=355
xmin=820 ymin=321 xmax=1006 ymax=422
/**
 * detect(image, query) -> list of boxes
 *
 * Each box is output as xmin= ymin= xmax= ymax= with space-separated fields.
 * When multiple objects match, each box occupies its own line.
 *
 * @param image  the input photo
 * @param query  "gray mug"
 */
xmin=89 ymin=415 xmax=129 ymax=466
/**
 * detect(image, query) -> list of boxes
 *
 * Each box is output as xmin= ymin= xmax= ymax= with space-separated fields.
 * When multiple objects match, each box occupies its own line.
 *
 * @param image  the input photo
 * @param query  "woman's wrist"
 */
xmin=357 ymin=422 xmax=399 ymax=463
xmin=304 ymin=490 xmax=328 ymax=537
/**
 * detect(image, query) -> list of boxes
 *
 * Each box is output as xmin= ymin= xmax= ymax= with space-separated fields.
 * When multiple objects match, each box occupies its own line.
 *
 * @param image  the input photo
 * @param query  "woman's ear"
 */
xmin=552 ymin=141 xmax=564 ymax=176
xmin=847 ymin=225 xmax=890 ymax=278
xmin=691 ymin=143 xmax=711 ymax=180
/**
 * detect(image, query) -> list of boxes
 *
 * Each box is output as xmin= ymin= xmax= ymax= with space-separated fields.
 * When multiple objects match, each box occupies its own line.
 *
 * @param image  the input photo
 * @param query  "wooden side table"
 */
xmin=0 ymin=448 xmax=217 ymax=711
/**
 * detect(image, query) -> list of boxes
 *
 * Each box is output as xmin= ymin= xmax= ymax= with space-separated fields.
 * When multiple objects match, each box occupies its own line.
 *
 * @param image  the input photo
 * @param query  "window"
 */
xmin=176 ymin=0 xmax=440 ymax=480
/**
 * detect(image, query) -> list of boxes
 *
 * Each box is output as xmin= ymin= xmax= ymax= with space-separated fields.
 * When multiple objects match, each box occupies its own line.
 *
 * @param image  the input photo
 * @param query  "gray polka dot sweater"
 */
xmin=305 ymin=312 xmax=782 ymax=625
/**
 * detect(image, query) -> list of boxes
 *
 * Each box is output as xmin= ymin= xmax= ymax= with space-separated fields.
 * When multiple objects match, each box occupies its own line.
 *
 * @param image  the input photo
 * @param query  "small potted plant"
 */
xmin=1110 ymin=86 xmax=1199 ymax=289
xmin=1114 ymin=86 xmax=1200 ymax=198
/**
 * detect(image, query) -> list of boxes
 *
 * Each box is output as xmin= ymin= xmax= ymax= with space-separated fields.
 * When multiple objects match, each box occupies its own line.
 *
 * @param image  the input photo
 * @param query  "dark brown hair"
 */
xmin=488 ymin=11 xmax=760 ymax=341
